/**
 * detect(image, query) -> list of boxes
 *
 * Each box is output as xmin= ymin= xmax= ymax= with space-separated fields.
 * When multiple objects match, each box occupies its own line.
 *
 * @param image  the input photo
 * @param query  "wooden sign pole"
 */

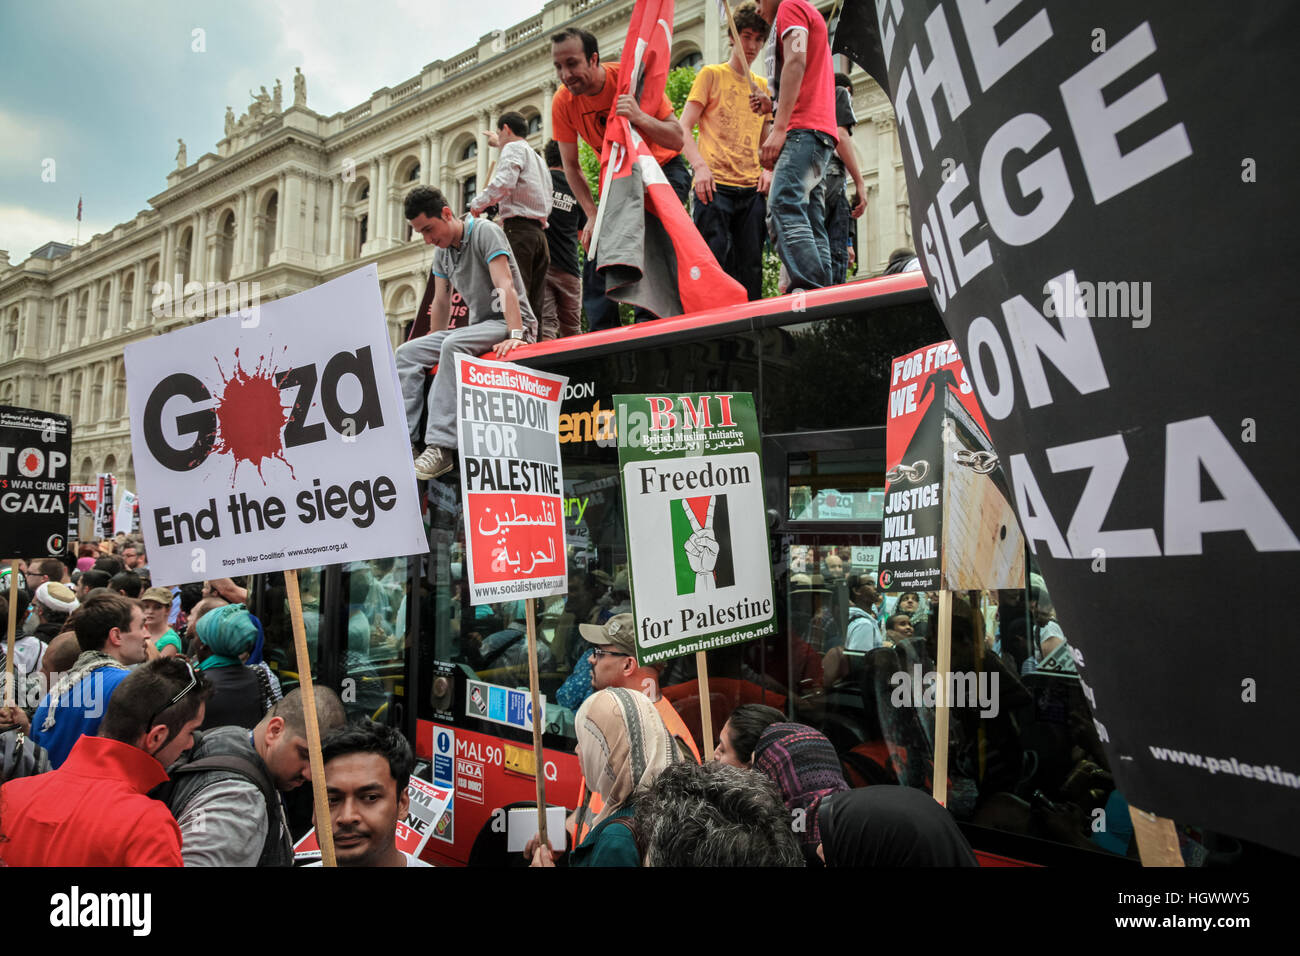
xmin=284 ymin=568 xmax=337 ymax=868
xmin=525 ymin=600 xmax=549 ymax=850
xmin=4 ymin=560 xmax=18 ymax=709
xmin=932 ymin=589 xmax=952 ymax=807
xmin=695 ymin=650 xmax=714 ymax=755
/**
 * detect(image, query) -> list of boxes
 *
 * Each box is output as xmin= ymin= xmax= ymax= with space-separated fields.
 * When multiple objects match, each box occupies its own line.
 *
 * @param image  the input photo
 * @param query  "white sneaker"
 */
xmin=413 ymin=446 xmax=454 ymax=480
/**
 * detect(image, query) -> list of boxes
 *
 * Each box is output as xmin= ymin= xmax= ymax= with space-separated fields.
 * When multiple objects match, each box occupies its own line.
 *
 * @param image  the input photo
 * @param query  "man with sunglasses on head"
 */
xmin=29 ymin=591 xmax=152 ymax=768
xmin=165 ymin=685 xmax=346 ymax=866
xmin=0 ymin=657 xmax=209 ymax=866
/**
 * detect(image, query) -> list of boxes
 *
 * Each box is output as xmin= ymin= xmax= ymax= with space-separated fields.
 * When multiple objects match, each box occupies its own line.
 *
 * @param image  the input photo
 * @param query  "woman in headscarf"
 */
xmin=817 ymin=786 xmax=979 ymax=866
xmin=195 ymin=603 xmax=264 ymax=730
xmin=752 ymin=722 xmax=849 ymax=866
xmin=530 ymin=687 xmax=681 ymax=867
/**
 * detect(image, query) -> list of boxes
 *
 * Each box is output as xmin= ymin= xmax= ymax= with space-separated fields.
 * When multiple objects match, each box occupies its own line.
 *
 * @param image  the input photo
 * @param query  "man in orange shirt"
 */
xmin=550 ymin=27 xmax=689 ymax=330
xmin=567 ymin=613 xmax=701 ymax=845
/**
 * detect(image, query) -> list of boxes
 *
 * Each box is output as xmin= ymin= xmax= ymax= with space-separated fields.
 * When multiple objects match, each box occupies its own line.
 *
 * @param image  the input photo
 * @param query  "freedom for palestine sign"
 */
xmin=615 ymin=392 xmax=777 ymax=664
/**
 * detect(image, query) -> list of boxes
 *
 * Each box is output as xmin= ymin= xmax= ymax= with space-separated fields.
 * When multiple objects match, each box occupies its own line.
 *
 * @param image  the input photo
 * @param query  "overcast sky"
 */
xmin=0 ymin=0 xmax=545 ymax=260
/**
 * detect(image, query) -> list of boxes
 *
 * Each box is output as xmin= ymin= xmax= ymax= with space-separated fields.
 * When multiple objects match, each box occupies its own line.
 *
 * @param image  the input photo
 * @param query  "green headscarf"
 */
xmin=196 ymin=603 xmax=258 ymax=670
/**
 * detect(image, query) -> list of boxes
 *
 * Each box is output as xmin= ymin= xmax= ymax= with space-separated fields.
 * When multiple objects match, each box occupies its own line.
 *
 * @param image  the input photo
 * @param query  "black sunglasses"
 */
xmin=147 ymin=659 xmax=199 ymax=728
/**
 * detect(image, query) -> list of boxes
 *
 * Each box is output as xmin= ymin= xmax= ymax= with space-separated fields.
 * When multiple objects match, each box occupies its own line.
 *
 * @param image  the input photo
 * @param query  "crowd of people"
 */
xmin=395 ymin=1 xmax=920 ymax=481
xmin=0 ymin=535 xmax=992 ymax=867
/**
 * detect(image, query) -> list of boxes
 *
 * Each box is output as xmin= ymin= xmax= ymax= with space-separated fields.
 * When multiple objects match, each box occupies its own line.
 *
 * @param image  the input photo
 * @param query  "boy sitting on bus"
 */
xmin=397 ymin=186 xmax=540 ymax=481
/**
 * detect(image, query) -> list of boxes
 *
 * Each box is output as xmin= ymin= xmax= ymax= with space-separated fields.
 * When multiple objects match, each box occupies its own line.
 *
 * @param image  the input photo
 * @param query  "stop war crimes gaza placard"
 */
xmin=615 ymin=393 xmax=777 ymax=665
xmin=454 ymin=355 xmax=569 ymax=605
xmin=124 ymin=266 xmax=426 ymax=584
xmin=0 ymin=406 xmax=72 ymax=558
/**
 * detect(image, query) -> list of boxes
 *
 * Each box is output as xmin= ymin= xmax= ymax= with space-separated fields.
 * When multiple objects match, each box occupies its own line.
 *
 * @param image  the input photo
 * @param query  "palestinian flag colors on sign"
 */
xmin=592 ymin=0 xmax=747 ymax=317
xmin=671 ymin=494 xmax=735 ymax=594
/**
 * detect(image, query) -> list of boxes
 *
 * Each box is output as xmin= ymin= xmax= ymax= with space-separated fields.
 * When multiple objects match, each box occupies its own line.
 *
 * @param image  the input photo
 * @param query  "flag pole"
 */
xmin=525 ymin=599 xmax=549 ymax=850
xmin=284 ymin=568 xmax=337 ymax=867
xmin=4 ymin=560 xmax=19 ymax=710
xmin=718 ymin=0 xmax=760 ymax=95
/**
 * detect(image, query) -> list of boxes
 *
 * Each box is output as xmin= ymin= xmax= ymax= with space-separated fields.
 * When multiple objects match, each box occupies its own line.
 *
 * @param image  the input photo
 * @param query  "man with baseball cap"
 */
xmin=569 ymin=613 xmax=701 ymax=845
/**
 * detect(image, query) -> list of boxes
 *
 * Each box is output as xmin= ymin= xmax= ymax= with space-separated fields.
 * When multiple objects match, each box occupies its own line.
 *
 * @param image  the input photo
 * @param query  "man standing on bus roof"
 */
xmin=467 ymin=112 xmax=554 ymax=322
xmin=550 ymin=26 xmax=689 ymax=330
xmin=398 ymin=186 xmax=540 ymax=481
xmin=679 ymin=1 xmax=772 ymax=301
xmin=754 ymin=0 xmax=839 ymax=291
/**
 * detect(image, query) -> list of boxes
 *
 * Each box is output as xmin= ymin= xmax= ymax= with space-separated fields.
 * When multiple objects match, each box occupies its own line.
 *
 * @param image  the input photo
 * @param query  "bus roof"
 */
xmin=488 ymin=270 xmax=933 ymax=363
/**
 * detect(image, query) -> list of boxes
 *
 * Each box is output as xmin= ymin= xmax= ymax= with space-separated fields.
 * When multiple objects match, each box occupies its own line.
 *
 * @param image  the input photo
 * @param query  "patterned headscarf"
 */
xmin=196 ymin=603 xmax=258 ymax=670
xmin=576 ymin=687 xmax=681 ymax=827
xmin=753 ymin=722 xmax=849 ymax=849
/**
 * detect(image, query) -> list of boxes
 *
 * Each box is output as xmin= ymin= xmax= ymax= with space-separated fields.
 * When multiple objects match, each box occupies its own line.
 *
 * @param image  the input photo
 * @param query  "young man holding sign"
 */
xmin=397 ymin=186 xmax=540 ymax=481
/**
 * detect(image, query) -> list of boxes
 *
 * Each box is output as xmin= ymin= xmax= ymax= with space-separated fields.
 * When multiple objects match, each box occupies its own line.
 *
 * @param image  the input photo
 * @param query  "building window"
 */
xmin=407 ymin=163 xmax=421 ymax=182
xmin=461 ymin=177 xmax=477 ymax=215
xmin=462 ymin=141 xmax=478 ymax=161
xmin=526 ymin=114 xmax=542 ymax=135
xmin=673 ymin=51 xmax=703 ymax=71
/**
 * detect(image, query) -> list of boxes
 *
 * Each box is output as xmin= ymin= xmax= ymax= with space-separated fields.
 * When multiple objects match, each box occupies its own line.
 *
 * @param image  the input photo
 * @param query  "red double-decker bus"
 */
xmin=252 ymin=271 xmax=1134 ymax=867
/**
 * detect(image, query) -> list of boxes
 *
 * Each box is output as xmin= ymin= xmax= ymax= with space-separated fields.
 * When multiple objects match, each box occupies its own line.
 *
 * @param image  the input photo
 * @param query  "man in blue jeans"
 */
xmin=755 ymin=0 xmax=839 ymax=291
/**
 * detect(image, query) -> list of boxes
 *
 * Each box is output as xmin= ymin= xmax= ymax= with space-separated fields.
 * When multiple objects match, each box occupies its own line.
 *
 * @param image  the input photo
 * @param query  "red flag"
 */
xmin=77 ymin=197 xmax=83 ymax=221
xmin=592 ymin=0 xmax=747 ymax=317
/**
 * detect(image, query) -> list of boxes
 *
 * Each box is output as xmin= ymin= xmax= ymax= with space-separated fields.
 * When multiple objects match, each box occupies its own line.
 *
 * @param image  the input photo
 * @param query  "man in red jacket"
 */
xmin=0 ymin=657 xmax=209 ymax=867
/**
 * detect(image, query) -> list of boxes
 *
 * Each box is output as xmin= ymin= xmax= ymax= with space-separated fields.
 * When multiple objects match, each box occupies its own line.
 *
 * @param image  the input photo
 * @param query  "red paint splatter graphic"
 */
xmin=23 ymin=452 xmax=39 ymax=473
xmin=212 ymin=348 xmax=294 ymax=484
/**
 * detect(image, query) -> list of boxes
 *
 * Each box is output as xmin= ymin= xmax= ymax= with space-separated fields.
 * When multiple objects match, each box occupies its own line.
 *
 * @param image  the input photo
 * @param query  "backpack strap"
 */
xmin=172 ymin=754 xmax=278 ymax=807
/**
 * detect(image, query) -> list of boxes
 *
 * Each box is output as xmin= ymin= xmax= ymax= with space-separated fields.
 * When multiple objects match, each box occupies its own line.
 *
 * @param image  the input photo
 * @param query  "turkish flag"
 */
xmin=592 ymin=0 xmax=747 ymax=317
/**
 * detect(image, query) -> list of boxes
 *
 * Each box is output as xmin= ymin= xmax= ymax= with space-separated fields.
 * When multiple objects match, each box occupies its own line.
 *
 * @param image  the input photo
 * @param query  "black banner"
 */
xmin=839 ymin=2 xmax=1300 ymax=854
xmin=0 ymin=405 xmax=72 ymax=558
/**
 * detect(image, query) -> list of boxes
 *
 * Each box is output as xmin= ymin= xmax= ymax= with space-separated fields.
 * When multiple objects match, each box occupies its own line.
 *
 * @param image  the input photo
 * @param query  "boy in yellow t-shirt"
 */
xmin=679 ymin=2 xmax=772 ymax=301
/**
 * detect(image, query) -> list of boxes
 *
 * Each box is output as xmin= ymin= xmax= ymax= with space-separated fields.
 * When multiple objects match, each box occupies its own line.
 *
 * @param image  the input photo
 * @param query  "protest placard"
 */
xmin=615 ymin=392 xmax=777 ymax=665
xmin=879 ymin=340 xmax=1025 ymax=593
xmin=93 ymin=473 xmax=115 ymax=540
xmin=1 ymin=404 xmax=71 ymax=708
xmin=124 ymin=265 xmax=425 ymax=585
xmin=126 ymin=265 xmax=425 ymax=866
xmin=454 ymin=354 xmax=568 ymax=604
xmin=0 ymin=406 xmax=71 ymax=559
xmin=114 ymin=489 xmax=137 ymax=536
xmin=836 ymin=3 xmax=1300 ymax=853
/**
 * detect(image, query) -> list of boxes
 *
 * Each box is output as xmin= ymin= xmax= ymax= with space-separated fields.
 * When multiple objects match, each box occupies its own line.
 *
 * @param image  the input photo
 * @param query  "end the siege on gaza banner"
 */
xmin=838 ymin=2 xmax=1300 ymax=852
xmin=614 ymin=392 xmax=776 ymax=665
xmin=880 ymin=341 xmax=1025 ymax=593
xmin=0 ymin=406 xmax=72 ymax=559
xmin=124 ymin=265 xmax=426 ymax=584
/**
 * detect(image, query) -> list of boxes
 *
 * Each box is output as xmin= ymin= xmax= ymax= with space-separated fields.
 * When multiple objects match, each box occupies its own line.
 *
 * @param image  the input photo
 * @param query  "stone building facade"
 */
xmin=0 ymin=0 xmax=910 ymax=493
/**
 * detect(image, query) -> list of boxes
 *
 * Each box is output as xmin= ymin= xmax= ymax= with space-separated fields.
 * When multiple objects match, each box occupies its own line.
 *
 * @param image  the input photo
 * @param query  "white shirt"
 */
xmin=307 ymin=850 xmax=433 ymax=867
xmin=470 ymin=140 xmax=553 ymax=225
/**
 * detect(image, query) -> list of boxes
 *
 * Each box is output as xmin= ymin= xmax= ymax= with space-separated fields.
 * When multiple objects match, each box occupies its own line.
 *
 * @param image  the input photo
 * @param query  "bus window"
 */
xmin=337 ymin=558 xmax=410 ymax=724
xmin=758 ymin=302 xmax=949 ymax=434
xmin=257 ymin=566 xmax=323 ymax=694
